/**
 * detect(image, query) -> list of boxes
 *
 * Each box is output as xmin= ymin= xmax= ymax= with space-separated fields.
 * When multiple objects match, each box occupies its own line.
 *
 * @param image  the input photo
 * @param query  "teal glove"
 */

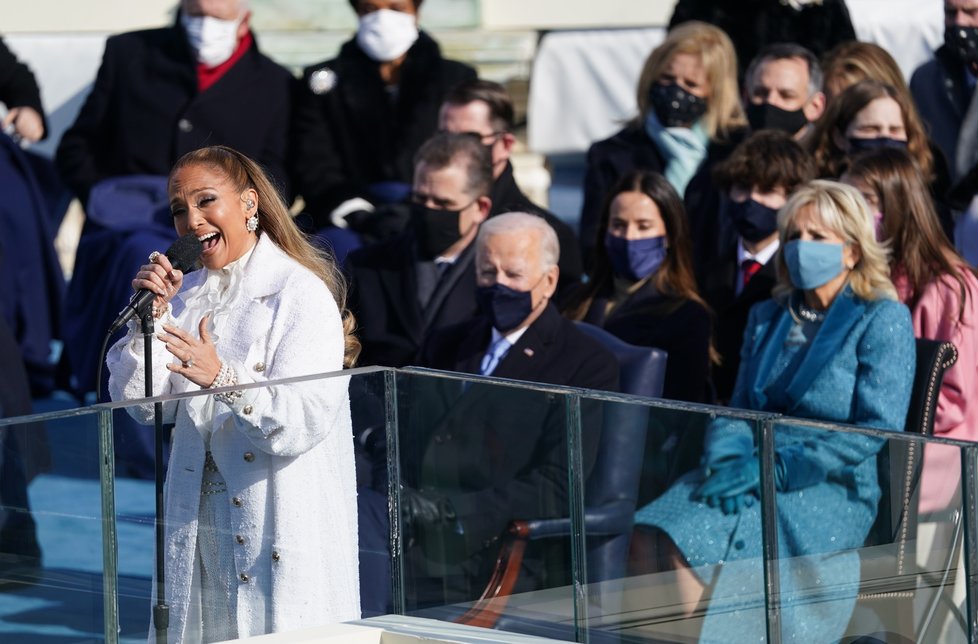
xmin=695 ymin=456 xmax=760 ymax=515
xmin=775 ymin=442 xmax=828 ymax=491
xmin=703 ymin=430 xmax=754 ymax=471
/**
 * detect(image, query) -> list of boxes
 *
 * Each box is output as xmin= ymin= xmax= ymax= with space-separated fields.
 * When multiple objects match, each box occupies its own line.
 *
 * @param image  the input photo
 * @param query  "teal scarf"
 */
xmin=644 ymin=111 xmax=709 ymax=195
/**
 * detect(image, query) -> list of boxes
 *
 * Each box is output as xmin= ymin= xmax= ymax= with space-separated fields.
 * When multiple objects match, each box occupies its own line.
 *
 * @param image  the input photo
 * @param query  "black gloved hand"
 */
xmin=399 ymin=485 xmax=458 ymax=548
xmin=356 ymin=204 xmax=411 ymax=243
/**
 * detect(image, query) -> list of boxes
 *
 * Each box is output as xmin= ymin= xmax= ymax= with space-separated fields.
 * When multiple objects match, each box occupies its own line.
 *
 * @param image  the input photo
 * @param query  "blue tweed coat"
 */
xmin=635 ymin=286 xmax=915 ymax=642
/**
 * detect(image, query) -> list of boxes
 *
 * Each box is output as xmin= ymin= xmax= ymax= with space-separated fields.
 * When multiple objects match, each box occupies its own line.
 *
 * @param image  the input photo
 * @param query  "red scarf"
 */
xmin=196 ymin=31 xmax=253 ymax=92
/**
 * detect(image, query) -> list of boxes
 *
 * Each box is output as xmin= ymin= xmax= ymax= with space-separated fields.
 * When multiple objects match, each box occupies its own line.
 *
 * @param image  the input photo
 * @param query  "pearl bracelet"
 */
xmin=210 ymin=362 xmax=242 ymax=404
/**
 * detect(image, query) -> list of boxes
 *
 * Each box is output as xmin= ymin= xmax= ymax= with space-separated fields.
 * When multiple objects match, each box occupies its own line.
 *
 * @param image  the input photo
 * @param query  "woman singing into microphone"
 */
xmin=107 ymin=146 xmax=361 ymax=642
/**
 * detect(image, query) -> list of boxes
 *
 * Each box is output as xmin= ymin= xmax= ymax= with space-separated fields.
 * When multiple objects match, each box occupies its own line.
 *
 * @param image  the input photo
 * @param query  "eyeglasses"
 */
xmin=440 ymin=130 xmax=506 ymax=146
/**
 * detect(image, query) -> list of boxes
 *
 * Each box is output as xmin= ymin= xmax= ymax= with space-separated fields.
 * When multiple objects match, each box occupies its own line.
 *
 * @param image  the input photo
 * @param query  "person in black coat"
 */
xmin=699 ymin=131 xmax=817 ymax=403
xmin=347 ymin=132 xmax=491 ymax=368
xmin=56 ymin=1 xmax=293 ymax=205
xmin=669 ymin=0 xmax=856 ymax=80
xmin=0 ymin=316 xmax=43 ymax=586
xmin=291 ymin=0 xmax=475 ymax=242
xmin=0 ymin=37 xmax=46 ymax=144
xmin=565 ymin=170 xmax=713 ymax=405
xmin=402 ymin=212 xmax=619 ymax=606
xmin=438 ymin=79 xmax=583 ymax=299
xmin=0 ymin=132 xmax=65 ymax=396
xmin=580 ymin=21 xmax=747 ymax=265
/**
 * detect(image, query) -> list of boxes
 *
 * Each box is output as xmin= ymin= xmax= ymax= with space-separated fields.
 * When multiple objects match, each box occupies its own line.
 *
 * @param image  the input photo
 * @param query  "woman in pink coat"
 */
xmin=844 ymin=148 xmax=978 ymax=514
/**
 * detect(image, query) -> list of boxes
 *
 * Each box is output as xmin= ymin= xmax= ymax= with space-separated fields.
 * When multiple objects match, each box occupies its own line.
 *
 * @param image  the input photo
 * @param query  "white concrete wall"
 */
xmin=482 ymin=0 xmax=673 ymax=30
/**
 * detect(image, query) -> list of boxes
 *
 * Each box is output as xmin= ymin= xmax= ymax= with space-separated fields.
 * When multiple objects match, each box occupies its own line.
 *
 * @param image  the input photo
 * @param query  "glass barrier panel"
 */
xmin=0 ymin=403 xmax=111 ymax=642
xmin=387 ymin=369 xmax=579 ymax=637
xmin=107 ymin=367 xmax=385 ymax=643
xmin=582 ymin=399 xmax=769 ymax=643
xmin=770 ymin=419 xmax=971 ymax=643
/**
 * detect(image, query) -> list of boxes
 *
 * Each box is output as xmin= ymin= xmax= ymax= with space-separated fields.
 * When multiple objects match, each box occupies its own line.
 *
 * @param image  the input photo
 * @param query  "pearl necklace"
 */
xmin=790 ymin=300 xmax=826 ymax=324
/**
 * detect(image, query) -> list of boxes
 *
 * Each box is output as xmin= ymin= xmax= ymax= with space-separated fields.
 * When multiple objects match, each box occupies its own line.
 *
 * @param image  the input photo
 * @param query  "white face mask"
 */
xmin=356 ymin=9 xmax=419 ymax=62
xmin=181 ymin=12 xmax=242 ymax=68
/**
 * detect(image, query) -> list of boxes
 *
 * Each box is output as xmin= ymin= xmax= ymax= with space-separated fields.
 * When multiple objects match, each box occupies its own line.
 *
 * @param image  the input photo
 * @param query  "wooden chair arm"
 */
xmin=454 ymin=521 xmax=531 ymax=628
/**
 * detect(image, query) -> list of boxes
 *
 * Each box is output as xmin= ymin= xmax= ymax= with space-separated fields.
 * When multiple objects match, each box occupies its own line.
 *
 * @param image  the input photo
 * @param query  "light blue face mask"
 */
xmin=783 ymin=239 xmax=845 ymax=290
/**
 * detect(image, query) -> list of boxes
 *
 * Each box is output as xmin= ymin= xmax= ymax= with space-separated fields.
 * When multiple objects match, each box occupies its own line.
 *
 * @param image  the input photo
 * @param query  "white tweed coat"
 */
xmin=107 ymin=235 xmax=360 ymax=642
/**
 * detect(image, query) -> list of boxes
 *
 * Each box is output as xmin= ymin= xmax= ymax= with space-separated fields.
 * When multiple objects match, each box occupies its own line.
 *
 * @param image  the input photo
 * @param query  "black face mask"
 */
xmin=649 ymin=82 xmax=708 ymax=128
xmin=746 ymin=102 xmax=809 ymax=135
xmin=945 ymin=24 xmax=978 ymax=66
xmin=847 ymin=136 xmax=909 ymax=153
xmin=727 ymin=197 xmax=779 ymax=243
xmin=476 ymin=283 xmax=534 ymax=332
xmin=410 ymin=202 xmax=463 ymax=259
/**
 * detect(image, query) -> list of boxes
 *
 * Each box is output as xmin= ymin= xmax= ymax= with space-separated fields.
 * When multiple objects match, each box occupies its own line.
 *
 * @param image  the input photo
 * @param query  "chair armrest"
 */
xmin=523 ymin=500 xmax=637 ymax=539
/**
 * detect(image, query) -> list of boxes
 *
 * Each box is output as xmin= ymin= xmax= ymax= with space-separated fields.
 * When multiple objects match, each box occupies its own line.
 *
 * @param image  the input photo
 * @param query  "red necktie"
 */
xmin=741 ymin=259 xmax=762 ymax=288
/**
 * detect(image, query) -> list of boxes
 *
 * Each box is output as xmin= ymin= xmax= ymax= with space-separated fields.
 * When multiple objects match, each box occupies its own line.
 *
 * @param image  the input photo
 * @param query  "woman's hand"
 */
xmin=132 ymin=252 xmax=184 ymax=315
xmin=161 ymin=316 xmax=221 ymax=387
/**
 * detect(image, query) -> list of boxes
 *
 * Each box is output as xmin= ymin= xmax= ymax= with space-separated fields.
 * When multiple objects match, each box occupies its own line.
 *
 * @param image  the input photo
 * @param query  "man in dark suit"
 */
xmin=438 ymin=79 xmax=583 ymax=298
xmin=400 ymin=212 xmax=619 ymax=606
xmin=347 ymin=132 xmax=492 ymax=368
xmin=56 ymin=0 xmax=292 ymax=204
xmin=743 ymin=43 xmax=826 ymax=140
xmin=698 ymin=131 xmax=815 ymax=402
xmin=291 ymin=0 xmax=475 ymax=243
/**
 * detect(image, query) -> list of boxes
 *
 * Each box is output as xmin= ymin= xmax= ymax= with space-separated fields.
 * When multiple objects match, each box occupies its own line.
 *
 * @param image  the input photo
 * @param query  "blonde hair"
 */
xmin=635 ymin=21 xmax=746 ymax=140
xmin=169 ymin=146 xmax=361 ymax=367
xmin=774 ymin=179 xmax=897 ymax=302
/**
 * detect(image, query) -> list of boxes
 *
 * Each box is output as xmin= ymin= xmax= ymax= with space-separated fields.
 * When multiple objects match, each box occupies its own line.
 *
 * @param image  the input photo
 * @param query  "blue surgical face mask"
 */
xmin=847 ymin=136 xmax=908 ymax=153
xmin=604 ymin=233 xmax=668 ymax=282
xmin=783 ymin=239 xmax=846 ymax=290
xmin=476 ymin=282 xmax=534 ymax=332
xmin=727 ymin=197 xmax=779 ymax=243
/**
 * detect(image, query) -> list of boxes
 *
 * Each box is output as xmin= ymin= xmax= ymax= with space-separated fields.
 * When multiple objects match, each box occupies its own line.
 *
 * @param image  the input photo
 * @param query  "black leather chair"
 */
xmin=854 ymin=339 xmax=959 ymax=636
xmin=871 ymin=339 xmax=960 ymax=545
xmin=456 ymin=324 xmax=667 ymax=629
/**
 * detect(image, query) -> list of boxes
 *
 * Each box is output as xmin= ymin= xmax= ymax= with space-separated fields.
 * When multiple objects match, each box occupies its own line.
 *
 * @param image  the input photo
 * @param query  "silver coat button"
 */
xmin=178 ymin=118 xmax=193 ymax=133
xmin=253 ymin=361 xmax=265 ymax=372
xmin=235 ymin=534 xmax=245 ymax=545
xmin=239 ymin=573 xmax=249 ymax=583
xmin=232 ymin=497 xmax=242 ymax=507
xmin=272 ymin=550 xmax=280 ymax=562
xmin=243 ymin=405 xmax=253 ymax=415
xmin=243 ymin=452 xmax=255 ymax=462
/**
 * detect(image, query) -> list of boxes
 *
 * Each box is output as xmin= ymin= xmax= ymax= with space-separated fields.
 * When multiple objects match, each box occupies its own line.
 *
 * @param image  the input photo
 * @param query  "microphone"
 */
xmin=108 ymin=233 xmax=203 ymax=335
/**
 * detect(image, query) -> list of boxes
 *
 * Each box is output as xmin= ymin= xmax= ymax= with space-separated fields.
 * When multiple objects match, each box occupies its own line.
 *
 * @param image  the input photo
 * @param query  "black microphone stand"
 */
xmin=140 ymin=307 xmax=169 ymax=644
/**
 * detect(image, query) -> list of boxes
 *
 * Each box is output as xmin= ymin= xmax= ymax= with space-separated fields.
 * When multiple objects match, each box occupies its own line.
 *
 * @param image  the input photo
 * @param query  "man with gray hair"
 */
xmin=743 ymin=42 xmax=826 ymax=140
xmin=399 ymin=212 xmax=618 ymax=605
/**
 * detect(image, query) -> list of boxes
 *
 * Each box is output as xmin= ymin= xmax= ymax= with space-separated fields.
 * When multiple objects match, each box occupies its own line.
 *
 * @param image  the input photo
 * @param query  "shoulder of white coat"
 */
xmin=247 ymin=238 xmax=338 ymax=313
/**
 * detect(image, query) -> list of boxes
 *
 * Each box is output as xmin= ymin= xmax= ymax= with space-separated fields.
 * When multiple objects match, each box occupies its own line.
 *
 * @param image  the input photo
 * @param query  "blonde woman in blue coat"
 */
xmin=633 ymin=180 xmax=915 ymax=641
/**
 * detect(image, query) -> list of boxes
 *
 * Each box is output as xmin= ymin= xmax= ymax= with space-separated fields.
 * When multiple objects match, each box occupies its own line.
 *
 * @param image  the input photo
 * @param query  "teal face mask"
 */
xmin=783 ymin=239 xmax=845 ymax=290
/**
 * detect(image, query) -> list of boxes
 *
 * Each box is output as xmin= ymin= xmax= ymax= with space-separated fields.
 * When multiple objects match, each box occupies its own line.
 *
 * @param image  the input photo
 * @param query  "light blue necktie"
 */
xmin=479 ymin=337 xmax=511 ymax=377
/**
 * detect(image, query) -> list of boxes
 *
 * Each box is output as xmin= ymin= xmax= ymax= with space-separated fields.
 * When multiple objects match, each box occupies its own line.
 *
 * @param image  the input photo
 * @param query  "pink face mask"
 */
xmin=873 ymin=211 xmax=885 ymax=242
